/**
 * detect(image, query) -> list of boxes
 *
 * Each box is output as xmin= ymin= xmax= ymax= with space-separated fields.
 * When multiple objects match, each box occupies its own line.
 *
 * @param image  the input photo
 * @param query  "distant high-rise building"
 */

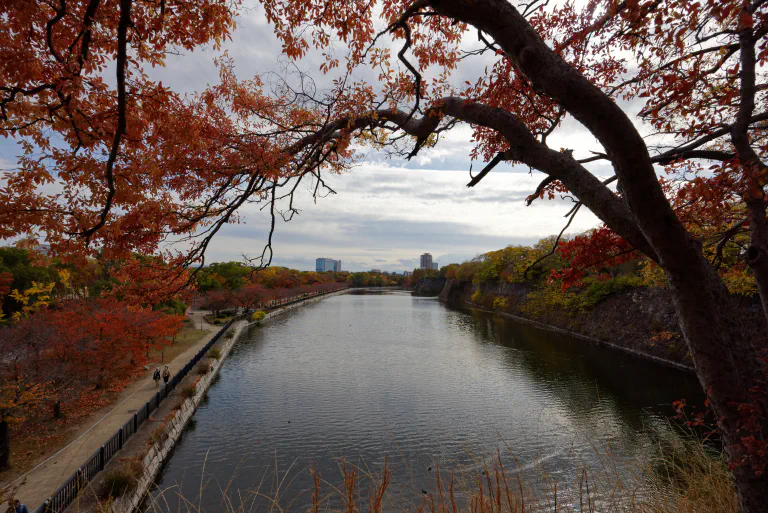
xmin=419 ymin=253 xmax=433 ymax=270
xmin=316 ymin=257 xmax=341 ymax=272
xmin=431 ymin=262 xmax=439 ymax=270
xmin=403 ymin=271 xmax=412 ymax=277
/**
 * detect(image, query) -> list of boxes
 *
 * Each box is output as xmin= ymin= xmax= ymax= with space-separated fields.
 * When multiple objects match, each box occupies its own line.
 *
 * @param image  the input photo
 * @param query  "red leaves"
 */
xmin=739 ymin=9 xmax=755 ymax=30
xmin=548 ymin=227 xmax=637 ymax=289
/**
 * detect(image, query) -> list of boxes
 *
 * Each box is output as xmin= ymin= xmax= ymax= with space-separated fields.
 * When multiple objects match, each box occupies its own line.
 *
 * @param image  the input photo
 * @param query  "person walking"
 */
xmin=152 ymin=367 xmax=161 ymax=387
xmin=15 ymin=499 xmax=29 ymax=513
xmin=161 ymin=366 xmax=171 ymax=385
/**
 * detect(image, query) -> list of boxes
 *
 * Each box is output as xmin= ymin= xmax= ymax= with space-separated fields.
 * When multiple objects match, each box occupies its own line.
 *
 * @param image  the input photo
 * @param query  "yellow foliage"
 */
xmin=470 ymin=289 xmax=482 ymax=303
xmin=721 ymin=267 xmax=757 ymax=297
xmin=58 ymin=269 xmax=72 ymax=289
xmin=9 ymin=281 xmax=55 ymax=321
xmin=492 ymin=296 xmax=508 ymax=310
xmin=640 ymin=259 xmax=666 ymax=288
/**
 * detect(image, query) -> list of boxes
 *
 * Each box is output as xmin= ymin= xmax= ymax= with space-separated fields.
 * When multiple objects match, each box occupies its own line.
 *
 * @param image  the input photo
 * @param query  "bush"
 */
xmin=207 ymin=348 xmax=221 ymax=359
xmin=180 ymin=384 xmax=197 ymax=400
xmin=521 ymin=274 xmax=644 ymax=316
xmin=470 ymin=289 xmax=482 ymax=303
xmin=213 ymin=319 xmax=222 ymax=325
xmin=251 ymin=311 xmax=266 ymax=324
xmin=225 ymin=331 xmax=234 ymax=339
xmin=102 ymin=460 xmax=143 ymax=497
xmin=148 ymin=424 xmax=168 ymax=445
xmin=492 ymin=296 xmax=508 ymax=310
xmin=195 ymin=360 xmax=210 ymax=375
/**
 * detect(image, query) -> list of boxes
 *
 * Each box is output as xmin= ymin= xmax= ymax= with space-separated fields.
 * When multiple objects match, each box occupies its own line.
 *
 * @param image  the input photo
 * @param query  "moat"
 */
xmin=151 ymin=289 xmax=704 ymax=510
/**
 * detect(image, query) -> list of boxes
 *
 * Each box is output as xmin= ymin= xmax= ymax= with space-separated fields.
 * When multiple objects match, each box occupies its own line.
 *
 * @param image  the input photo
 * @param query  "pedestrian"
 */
xmin=15 ymin=500 xmax=29 ymax=513
xmin=161 ymin=366 xmax=171 ymax=385
xmin=152 ymin=367 xmax=161 ymax=387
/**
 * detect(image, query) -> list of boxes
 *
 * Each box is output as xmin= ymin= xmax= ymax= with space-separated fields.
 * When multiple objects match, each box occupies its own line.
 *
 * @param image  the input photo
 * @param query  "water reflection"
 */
xmin=150 ymin=290 xmax=704 ymax=511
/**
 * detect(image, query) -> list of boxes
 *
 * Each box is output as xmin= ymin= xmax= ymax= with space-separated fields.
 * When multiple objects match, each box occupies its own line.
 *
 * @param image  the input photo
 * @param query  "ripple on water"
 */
xmin=152 ymin=291 xmax=704 ymax=512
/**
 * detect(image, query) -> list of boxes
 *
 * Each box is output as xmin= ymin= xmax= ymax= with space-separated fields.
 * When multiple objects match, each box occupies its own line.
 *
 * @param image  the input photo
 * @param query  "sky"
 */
xmin=0 ymin=0 xmax=625 ymax=273
xmin=151 ymin=2 xmax=621 ymax=272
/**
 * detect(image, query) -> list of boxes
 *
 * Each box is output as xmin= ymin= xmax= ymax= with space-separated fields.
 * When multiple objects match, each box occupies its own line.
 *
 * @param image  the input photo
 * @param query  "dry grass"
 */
xmin=148 ymin=325 xmax=210 ymax=365
xmin=179 ymin=384 xmax=197 ymax=400
xmin=134 ymin=432 xmax=739 ymax=513
xmin=196 ymin=360 xmax=211 ymax=375
xmin=101 ymin=459 xmax=143 ymax=498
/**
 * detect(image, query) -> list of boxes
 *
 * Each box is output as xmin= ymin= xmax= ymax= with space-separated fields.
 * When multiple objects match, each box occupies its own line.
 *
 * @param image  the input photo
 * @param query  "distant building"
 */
xmin=431 ymin=262 xmax=439 ymax=270
xmin=403 ymin=271 xmax=411 ymax=277
xmin=419 ymin=253 xmax=433 ymax=270
xmin=370 ymin=268 xmax=381 ymax=273
xmin=316 ymin=258 xmax=341 ymax=273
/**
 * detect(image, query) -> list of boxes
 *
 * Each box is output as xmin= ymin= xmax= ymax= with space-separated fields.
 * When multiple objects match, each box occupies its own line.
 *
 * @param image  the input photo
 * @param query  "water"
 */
xmin=150 ymin=290 xmax=704 ymax=511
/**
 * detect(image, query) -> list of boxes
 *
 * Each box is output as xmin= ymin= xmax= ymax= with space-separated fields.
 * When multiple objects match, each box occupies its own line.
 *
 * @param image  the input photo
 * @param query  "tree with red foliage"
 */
xmin=231 ymin=282 xmax=268 ymax=311
xmin=204 ymin=289 xmax=235 ymax=317
xmin=0 ymin=298 xmax=182 ymax=468
xmin=2 ymin=0 xmax=768 ymax=508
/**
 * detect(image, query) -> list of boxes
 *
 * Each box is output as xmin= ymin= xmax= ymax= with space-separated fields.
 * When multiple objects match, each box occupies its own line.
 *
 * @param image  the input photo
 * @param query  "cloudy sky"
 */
xmin=157 ymin=2 xmax=625 ymax=272
xmin=1 ymin=1 xmax=626 ymax=273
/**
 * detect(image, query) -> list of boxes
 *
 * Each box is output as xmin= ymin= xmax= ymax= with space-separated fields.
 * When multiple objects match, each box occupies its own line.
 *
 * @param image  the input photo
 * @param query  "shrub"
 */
xmin=251 ymin=311 xmax=266 ymax=324
xmin=195 ymin=361 xmax=210 ymax=375
xmin=492 ymin=296 xmax=508 ymax=310
xmin=521 ymin=275 xmax=644 ymax=316
xmin=470 ymin=289 xmax=482 ymax=303
xmin=180 ymin=384 xmax=197 ymax=400
xmin=102 ymin=460 xmax=143 ymax=497
xmin=207 ymin=348 xmax=221 ymax=359
xmin=148 ymin=424 xmax=168 ymax=445
xmin=213 ymin=319 xmax=222 ymax=325
xmin=225 ymin=331 xmax=234 ymax=339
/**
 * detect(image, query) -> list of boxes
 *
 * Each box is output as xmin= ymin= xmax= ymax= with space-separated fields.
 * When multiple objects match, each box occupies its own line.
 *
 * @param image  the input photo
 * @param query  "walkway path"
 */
xmin=0 ymin=310 xmax=219 ymax=512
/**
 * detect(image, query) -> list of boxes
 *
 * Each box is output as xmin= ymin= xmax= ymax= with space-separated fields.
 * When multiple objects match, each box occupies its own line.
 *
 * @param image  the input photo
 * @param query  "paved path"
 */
xmin=0 ymin=310 xmax=219 ymax=512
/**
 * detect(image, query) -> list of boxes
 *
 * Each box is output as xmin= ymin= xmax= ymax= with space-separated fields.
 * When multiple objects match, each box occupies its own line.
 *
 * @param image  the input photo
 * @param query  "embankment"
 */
xmin=411 ymin=277 xmax=446 ymax=295
xmin=439 ymin=279 xmax=766 ymax=371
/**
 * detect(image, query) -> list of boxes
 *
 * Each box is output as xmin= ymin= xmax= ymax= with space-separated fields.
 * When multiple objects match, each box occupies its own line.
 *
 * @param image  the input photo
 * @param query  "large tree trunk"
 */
xmin=746 ymin=197 xmax=768 ymax=325
xmin=0 ymin=418 xmax=10 ymax=470
xmin=664 ymin=250 xmax=768 ymax=513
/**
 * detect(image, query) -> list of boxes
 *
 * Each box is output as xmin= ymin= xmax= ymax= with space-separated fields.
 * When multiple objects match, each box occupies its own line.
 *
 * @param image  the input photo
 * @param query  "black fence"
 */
xmin=34 ymin=316 xmax=240 ymax=513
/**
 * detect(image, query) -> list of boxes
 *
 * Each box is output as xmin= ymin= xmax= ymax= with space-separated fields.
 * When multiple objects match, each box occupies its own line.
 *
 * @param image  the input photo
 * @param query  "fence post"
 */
xmin=99 ymin=445 xmax=105 ymax=471
xmin=118 ymin=428 xmax=123 ymax=449
xmin=133 ymin=413 xmax=138 ymax=434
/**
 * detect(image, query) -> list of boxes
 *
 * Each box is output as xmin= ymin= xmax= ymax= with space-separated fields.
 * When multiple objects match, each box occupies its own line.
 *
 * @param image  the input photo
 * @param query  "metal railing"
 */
xmin=34 ymin=316 xmax=239 ymax=513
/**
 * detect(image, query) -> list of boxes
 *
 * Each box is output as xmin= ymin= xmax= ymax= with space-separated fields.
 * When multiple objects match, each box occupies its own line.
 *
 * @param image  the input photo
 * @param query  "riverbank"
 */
xmin=438 ymin=279 xmax=766 ymax=370
xmin=65 ymin=287 xmax=351 ymax=513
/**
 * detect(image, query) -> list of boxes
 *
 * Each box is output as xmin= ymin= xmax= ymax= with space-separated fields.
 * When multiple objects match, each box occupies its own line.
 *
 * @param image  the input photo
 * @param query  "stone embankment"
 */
xmin=439 ymin=279 xmax=766 ymax=372
xmin=412 ymin=277 xmax=446 ymax=295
